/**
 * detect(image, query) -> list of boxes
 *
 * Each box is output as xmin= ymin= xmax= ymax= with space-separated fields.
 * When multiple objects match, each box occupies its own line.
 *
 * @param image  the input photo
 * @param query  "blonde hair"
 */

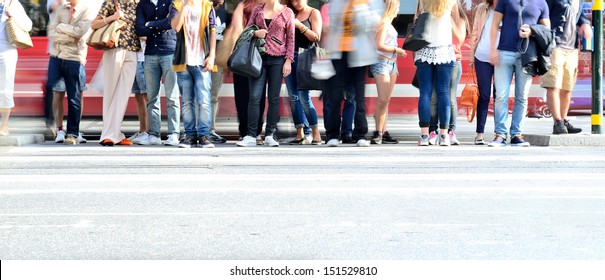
xmin=422 ymin=0 xmax=453 ymax=18
xmin=379 ymin=0 xmax=400 ymax=27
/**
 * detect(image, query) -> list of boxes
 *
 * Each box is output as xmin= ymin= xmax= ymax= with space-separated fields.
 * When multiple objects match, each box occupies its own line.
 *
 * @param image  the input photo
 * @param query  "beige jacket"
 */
xmin=470 ymin=2 xmax=491 ymax=63
xmin=48 ymin=3 xmax=96 ymax=65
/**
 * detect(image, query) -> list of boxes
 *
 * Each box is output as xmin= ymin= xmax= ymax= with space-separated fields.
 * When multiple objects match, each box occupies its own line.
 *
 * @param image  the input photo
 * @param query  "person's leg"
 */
xmin=100 ymin=49 xmax=137 ymax=143
xmin=449 ymin=60 xmax=462 ymax=132
xmin=210 ymin=66 xmax=224 ymax=133
xmin=63 ymin=60 xmax=83 ymax=139
xmin=543 ymin=48 xmax=565 ymax=122
xmin=233 ymin=73 xmax=248 ymax=138
xmin=510 ymin=54 xmax=532 ymax=137
xmin=416 ymin=61 xmax=434 ymax=136
xmin=135 ymin=94 xmax=148 ymax=132
xmin=474 ymin=58 xmax=494 ymax=138
xmin=0 ymin=108 xmax=9 ymax=133
xmin=323 ymin=56 xmax=346 ymax=142
xmin=53 ymin=92 xmax=65 ymax=130
xmin=436 ymin=62 xmax=454 ymax=135
xmin=160 ymin=54 xmax=181 ymax=136
xmin=429 ymin=88 xmax=439 ymax=133
xmin=492 ymin=51 xmax=516 ymax=139
xmin=560 ymin=49 xmax=579 ymax=122
xmin=341 ymin=93 xmax=355 ymax=140
xmin=382 ymin=71 xmax=397 ymax=132
xmin=351 ymin=65 xmax=368 ymax=141
xmin=247 ymin=62 xmax=268 ymax=137
xmin=144 ymin=55 xmax=163 ymax=138
xmin=264 ymin=56 xmax=285 ymax=137
xmin=177 ymin=68 xmax=196 ymax=137
xmin=192 ymin=66 xmax=212 ymax=138
xmin=0 ymin=50 xmax=17 ymax=133
xmin=299 ymin=89 xmax=320 ymax=141
xmin=46 ymin=58 xmax=62 ymax=129
xmin=284 ymin=53 xmax=306 ymax=140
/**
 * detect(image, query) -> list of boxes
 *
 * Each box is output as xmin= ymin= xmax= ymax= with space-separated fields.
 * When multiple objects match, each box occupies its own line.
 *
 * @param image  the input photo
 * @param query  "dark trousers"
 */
xmin=45 ymin=57 xmax=83 ymax=137
xmin=233 ymin=73 xmax=265 ymax=138
xmin=247 ymin=55 xmax=285 ymax=137
xmin=475 ymin=58 xmax=495 ymax=134
xmin=322 ymin=52 xmax=368 ymax=141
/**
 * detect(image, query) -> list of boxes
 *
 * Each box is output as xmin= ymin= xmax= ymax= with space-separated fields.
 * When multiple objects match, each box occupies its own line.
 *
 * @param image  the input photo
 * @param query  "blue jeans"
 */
xmin=284 ymin=52 xmax=318 ymax=132
xmin=248 ymin=55 xmax=285 ymax=137
xmin=46 ymin=57 xmax=84 ymax=137
xmin=323 ymin=52 xmax=368 ymax=140
xmin=429 ymin=60 xmax=461 ymax=132
xmin=475 ymin=57 xmax=495 ymax=134
xmin=416 ymin=60 xmax=454 ymax=129
xmin=177 ymin=65 xmax=212 ymax=137
xmin=493 ymin=51 xmax=531 ymax=137
xmin=145 ymin=54 xmax=180 ymax=137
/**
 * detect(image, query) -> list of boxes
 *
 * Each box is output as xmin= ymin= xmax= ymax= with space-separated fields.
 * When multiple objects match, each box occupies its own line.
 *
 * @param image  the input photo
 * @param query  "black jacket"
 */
xmin=520 ymin=25 xmax=556 ymax=77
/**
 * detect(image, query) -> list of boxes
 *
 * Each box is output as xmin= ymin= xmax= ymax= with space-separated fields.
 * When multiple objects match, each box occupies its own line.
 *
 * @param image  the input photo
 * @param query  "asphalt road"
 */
xmin=1 ymin=143 xmax=604 ymax=259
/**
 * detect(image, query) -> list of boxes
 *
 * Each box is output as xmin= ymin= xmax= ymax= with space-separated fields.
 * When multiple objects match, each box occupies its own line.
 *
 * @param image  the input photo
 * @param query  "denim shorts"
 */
xmin=51 ymin=64 xmax=87 ymax=92
xmin=131 ymin=61 xmax=146 ymax=94
xmin=370 ymin=58 xmax=398 ymax=77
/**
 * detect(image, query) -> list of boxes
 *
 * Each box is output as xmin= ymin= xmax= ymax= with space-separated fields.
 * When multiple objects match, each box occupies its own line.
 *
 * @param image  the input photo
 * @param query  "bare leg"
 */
xmin=53 ymin=92 xmax=66 ymax=129
xmin=0 ymin=108 xmax=10 ymax=132
xmin=373 ymin=74 xmax=392 ymax=134
xmin=559 ymin=90 xmax=572 ymax=120
xmin=546 ymin=87 xmax=562 ymax=121
xmin=135 ymin=93 xmax=149 ymax=132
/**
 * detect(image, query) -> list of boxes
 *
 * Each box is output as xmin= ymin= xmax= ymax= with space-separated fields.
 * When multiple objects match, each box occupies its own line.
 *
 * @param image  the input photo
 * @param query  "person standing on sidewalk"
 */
xmin=0 ymin=0 xmax=32 ymax=136
xmin=127 ymin=38 xmax=149 ymax=144
xmin=208 ymin=0 xmax=229 ymax=144
xmin=416 ymin=0 xmax=456 ymax=146
xmin=284 ymin=0 xmax=322 ymax=145
xmin=235 ymin=0 xmax=295 ymax=147
xmin=322 ymin=0 xmax=382 ymax=147
xmin=93 ymin=0 xmax=141 ymax=146
xmin=470 ymin=0 xmax=499 ymax=145
xmin=542 ymin=0 xmax=591 ymax=134
xmin=172 ymin=0 xmax=217 ymax=148
xmin=488 ymin=0 xmax=550 ymax=147
xmin=426 ymin=0 xmax=468 ymax=146
xmin=135 ymin=0 xmax=181 ymax=146
xmin=369 ymin=0 xmax=405 ymax=145
xmin=46 ymin=0 xmax=96 ymax=145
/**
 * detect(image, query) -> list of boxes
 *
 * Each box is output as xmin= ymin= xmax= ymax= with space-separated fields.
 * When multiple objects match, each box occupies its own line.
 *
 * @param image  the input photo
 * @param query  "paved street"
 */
xmin=1 ymin=142 xmax=604 ymax=259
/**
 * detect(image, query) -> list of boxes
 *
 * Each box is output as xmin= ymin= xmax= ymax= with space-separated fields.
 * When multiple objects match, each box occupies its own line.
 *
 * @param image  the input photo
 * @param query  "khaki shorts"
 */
xmin=540 ymin=48 xmax=579 ymax=91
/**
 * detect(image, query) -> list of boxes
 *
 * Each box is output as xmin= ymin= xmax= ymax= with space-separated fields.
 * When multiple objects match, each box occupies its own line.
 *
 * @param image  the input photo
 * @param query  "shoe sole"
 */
xmin=200 ymin=145 xmax=215 ymax=148
xmin=236 ymin=142 xmax=256 ymax=147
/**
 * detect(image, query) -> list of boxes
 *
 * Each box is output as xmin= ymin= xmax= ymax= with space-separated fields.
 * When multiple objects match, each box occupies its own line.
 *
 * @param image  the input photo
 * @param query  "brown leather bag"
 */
xmin=459 ymin=67 xmax=480 ymax=123
xmin=5 ymin=0 xmax=33 ymax=49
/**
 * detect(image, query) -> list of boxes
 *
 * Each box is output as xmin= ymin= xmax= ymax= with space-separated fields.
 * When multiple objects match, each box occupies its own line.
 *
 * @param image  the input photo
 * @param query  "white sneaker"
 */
xmin=77 ymin=133 xmax=87 ymax=144
xmin=264 ymin=135 xmax=279 ymax=147
xmin=138 ymin=134 xmax=162 ymax=145
xmin=128 ymin=132 xmax=147 ymax=144
xmin=428 ymin=131 xmax=437 ymax=145
xmin=438 ymin=133 xmax=450 ymax=146
xmin=304 ymin=134 xmax=313 ymax=144
xmin=327 ymin=138 xmax=339 ymax=147
xmin=449 ymin=131 xmax=460 ymax=145
xmin=256 ymin=135 xmax=263 ymax=145
xmin=236 ymin=135 xmax=257 ymax=147
xmin=356 ymin=139 xmax=370 ymax=147
xmin=164 ymin=133 xmax=180 ymax=146
xmin=55 ymin=130 xmax=66 ymax=143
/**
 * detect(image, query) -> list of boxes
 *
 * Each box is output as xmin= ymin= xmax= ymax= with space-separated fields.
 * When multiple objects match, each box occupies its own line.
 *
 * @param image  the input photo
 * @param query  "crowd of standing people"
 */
xmin=0 ymin=0 xmax=594 ymax=148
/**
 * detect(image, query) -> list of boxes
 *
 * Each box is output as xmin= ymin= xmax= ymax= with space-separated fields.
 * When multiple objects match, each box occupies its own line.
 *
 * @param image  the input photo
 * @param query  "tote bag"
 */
xmin=403 ymin=12 xmax=431 ymax=52
xmin=297 ymin=43 xmax=323 ymax=90
xmin=5 ymin=0 xmax=33 ymax=49
xmin=227 ymin=38 xmax=262 ymax=79
xmin=87 ymin=19 xmax=126 ymax=50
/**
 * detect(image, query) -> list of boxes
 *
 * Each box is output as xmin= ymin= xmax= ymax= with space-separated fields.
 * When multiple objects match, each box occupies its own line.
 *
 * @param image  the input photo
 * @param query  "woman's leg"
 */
xmin=264 ymin=56 xmax=285 ymax=137
xmin=475 ymin=58 xmax=494 ymax=138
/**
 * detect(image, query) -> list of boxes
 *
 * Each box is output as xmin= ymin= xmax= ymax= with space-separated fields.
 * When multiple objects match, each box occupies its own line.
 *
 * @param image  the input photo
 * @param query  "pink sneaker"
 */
xmin=428 ymin=131 xmax=437 ymax=145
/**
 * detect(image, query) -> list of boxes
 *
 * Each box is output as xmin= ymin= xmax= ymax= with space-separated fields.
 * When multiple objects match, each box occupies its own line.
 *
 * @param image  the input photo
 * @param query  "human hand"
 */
xmin=519 ymin=24 xmax=531 ymax=38
xmin=204 ymin=56 xmax=215 ymax=72
xmin=490 ymin=49 xmax=499 ymax=67
xmin=580 ymin=24 xmax=593 ymax=40
xmin=255 ymin=29 xmax=268 ymax=39
xmin=283 ymin=60 xmax=292 ymax=77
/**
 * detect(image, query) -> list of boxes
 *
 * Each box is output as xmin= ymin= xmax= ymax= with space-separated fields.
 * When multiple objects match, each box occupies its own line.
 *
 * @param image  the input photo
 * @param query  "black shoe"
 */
xmin=553 ymin=120 xmax=568 ymax=134
xmin=382 ymin=131 xmax=399 ymax=144
xmin=198 ymin=136 xmax=215 ymax=148
xmin=289 ymin=137 xmax=306 ymax=145
xmin=209 ymin=132 xmax=227 ymax=144
xmin=564 ymin=119 xmax=582 ymax=134
xmin=178 ymin=135 xmax=197 ymax=148
xmin=370 ymin=131 xmax=382 ymax=144
xmin=341 ymin=135 xmax=356 ymax=144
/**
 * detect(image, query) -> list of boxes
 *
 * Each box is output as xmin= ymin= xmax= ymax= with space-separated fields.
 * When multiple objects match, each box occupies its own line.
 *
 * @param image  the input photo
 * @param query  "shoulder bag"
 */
xmin=87 ymin=1 xmax=126 ymax=50
xmin=402 ymin=12 xmax=431 ymax=52
xmin=227 ymin=37 xmax=262 ymax=78
xmin=297 ymin=42 xmax=323 ymax=90
xmin=459 ymin=67 xmax=480 ymax=123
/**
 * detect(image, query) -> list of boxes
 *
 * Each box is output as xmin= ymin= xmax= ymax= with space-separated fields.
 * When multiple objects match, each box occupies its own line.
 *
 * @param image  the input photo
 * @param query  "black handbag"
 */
xmin=403 ymin=12 xmax=431 ymax=52
xmin=297 ymin=43 xmax=322 ymax=90
xmin=228 ymin=38 xmax=262 ymax=78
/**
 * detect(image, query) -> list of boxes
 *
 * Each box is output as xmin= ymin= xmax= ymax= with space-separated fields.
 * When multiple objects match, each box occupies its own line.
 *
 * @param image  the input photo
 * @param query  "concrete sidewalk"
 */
xmin=1 ymin=115 xmax=604 ymax=146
